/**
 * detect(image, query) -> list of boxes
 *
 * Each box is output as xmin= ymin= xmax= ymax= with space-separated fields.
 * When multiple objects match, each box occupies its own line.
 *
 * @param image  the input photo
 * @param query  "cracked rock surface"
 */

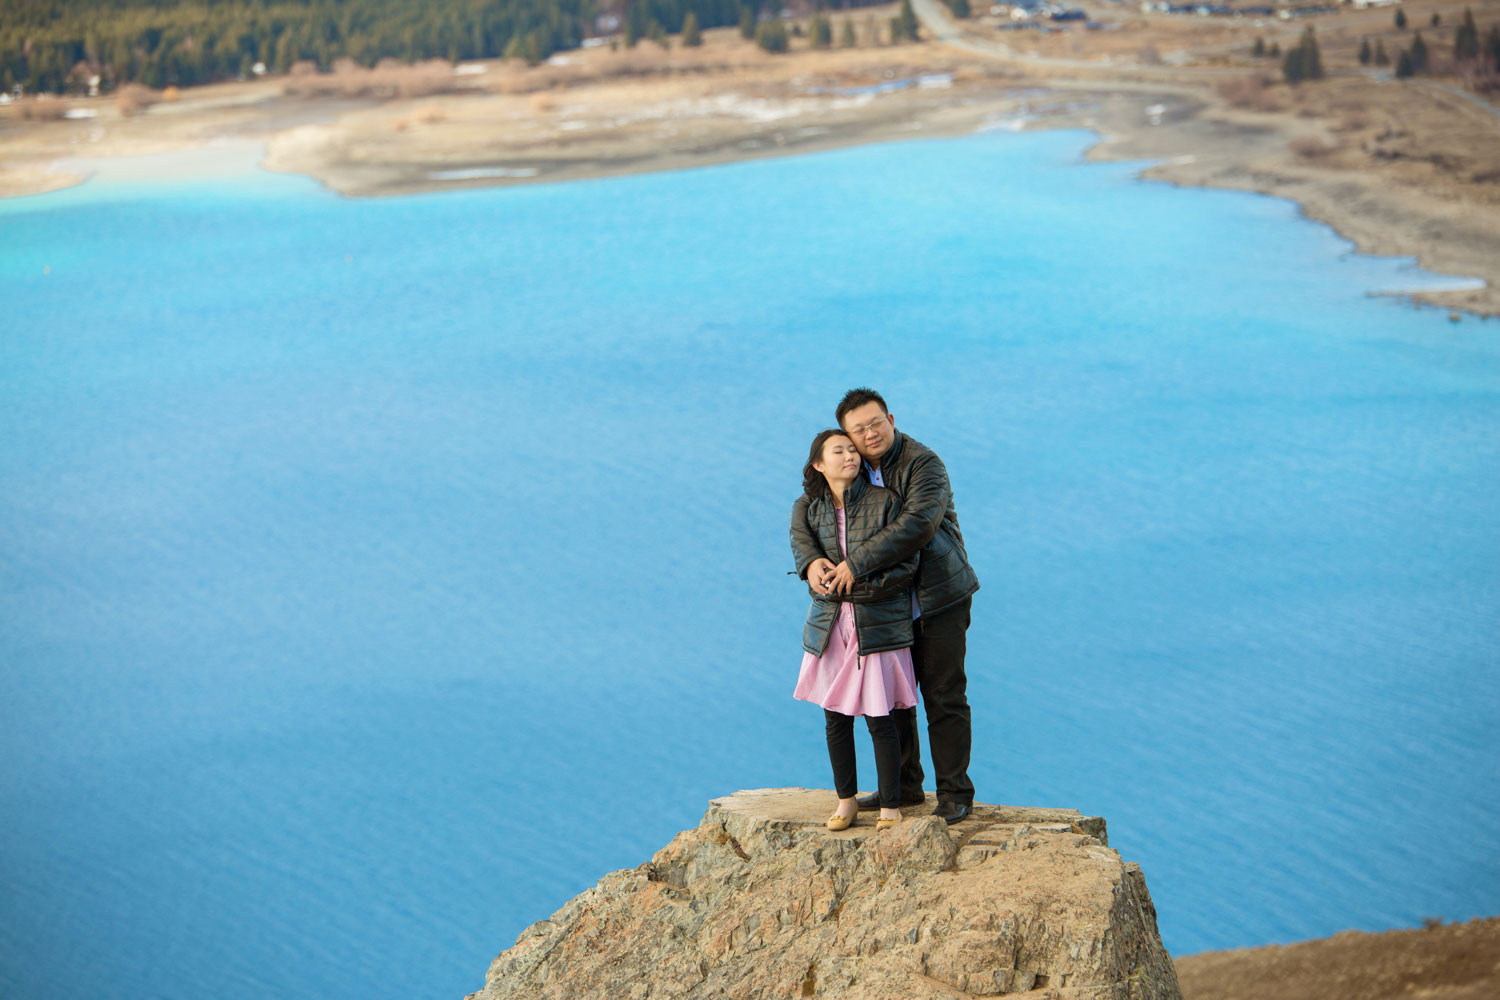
xmin=467 ymin=787 xmax=1182 ymax=1000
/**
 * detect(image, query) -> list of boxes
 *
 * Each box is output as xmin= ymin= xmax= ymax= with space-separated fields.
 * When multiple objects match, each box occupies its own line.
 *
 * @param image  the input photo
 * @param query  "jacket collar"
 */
xmin=841 ymin=474 xmax=868 ymax=508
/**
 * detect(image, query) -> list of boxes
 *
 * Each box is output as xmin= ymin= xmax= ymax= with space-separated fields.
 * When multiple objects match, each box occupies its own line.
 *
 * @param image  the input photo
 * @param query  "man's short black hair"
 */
xmin=836 ymin=387 xmax=888 ymax=426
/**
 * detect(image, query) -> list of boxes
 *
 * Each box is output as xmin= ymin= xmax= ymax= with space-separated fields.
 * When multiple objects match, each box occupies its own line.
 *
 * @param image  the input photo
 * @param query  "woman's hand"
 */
xmin=807 ymin=557 xmax=836 ymax=595
xmin=827 ymin=561 xmax=855 ymax=595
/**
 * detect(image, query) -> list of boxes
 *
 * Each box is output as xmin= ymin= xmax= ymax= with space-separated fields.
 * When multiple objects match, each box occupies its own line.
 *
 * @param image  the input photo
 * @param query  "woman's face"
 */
xmin=815 ymin=434 xmax=862 ymax=481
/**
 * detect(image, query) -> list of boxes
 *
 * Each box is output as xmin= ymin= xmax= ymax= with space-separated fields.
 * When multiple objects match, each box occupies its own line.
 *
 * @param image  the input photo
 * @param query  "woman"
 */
xmin=791 ymin=429 xmax=920 ymax=832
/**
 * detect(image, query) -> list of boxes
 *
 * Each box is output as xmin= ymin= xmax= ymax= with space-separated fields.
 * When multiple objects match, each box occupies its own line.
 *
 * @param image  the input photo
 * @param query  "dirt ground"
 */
xmin=1175 ymin=916 xmax=1500 ymax=1000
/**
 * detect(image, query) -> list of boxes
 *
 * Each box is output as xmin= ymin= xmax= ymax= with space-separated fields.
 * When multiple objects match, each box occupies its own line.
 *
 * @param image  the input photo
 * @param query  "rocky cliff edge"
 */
xmin=467 ymin=787 xmax=1182 ymax=1000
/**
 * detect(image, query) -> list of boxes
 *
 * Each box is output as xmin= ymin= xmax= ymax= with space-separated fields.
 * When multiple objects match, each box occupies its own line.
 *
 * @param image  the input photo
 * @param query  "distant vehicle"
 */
xmin=1052 ymin=7 xmax=1087 ymax=19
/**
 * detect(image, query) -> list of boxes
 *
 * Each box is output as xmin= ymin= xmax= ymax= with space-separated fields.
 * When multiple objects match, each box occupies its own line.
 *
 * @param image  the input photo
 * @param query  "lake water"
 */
xmin=2 ymin=129 xmax=1497 ymax=1000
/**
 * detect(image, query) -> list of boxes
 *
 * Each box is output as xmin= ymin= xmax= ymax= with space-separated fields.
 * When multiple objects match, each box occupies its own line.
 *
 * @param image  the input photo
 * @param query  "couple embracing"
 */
xmin=790 ymin=388 xmax=980 ymax=833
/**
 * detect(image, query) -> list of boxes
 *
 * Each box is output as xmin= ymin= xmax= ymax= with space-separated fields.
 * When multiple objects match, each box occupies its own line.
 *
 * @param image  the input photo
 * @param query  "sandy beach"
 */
xmin=4 ymin=1 xmax=1498 ymax=314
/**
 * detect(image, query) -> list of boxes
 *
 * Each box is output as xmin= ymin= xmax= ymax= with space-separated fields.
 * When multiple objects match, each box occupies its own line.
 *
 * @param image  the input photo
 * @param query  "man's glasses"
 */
xmin=848 ymin=416 xmax=888 ymax=436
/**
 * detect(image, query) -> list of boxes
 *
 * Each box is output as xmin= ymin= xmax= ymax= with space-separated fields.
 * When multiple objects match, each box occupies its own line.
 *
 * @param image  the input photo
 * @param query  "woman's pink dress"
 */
xmin=794 ymin=506 xmax=919 ymax=718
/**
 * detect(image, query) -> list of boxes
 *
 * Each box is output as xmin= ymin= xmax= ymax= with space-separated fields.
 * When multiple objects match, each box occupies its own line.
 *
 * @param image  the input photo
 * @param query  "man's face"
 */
xmin=841 ymin=401 xmax=896 ymax=463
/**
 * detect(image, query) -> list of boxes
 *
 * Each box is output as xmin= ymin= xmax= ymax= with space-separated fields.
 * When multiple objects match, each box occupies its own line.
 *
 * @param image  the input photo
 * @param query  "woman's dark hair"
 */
xmin=803 ymin=429 xmax=854 ymax=498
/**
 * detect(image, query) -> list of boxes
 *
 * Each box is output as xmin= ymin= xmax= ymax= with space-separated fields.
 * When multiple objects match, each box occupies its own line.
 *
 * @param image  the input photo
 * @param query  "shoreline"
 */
xmin=252 ymin=89 xmax=1500 ymax=316
xmin=1173 ymin=916 xmax=1500 ymax=1000
xmin=1065 ymin=83 xmax=1500 ymax=318
xmin=4 ymin=13 xmax=1498 ymax=315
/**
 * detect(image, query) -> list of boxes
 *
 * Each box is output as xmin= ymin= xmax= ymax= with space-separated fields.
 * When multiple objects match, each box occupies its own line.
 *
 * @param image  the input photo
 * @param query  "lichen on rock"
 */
xmin=467 ymin=787 xmax=1182 ymax=1000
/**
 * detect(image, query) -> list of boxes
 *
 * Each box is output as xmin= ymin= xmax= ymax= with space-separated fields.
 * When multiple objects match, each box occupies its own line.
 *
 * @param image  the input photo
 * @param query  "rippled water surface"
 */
xmin=2 ymin=130 xmax=1498 ymax=1000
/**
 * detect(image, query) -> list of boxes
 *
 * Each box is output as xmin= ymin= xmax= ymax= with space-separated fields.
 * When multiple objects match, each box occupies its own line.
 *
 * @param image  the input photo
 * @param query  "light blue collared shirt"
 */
xmin=865 ymin=460 xmax=921 ymax=621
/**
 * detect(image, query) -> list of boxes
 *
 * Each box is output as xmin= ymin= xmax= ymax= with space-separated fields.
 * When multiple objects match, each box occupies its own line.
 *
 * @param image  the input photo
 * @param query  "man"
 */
xmin=790 ymin=388 xmax=980 ymax=824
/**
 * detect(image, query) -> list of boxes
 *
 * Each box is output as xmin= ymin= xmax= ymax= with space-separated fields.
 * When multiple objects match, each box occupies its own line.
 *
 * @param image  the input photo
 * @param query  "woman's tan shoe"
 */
xmin=875 ymin=815 xmax=900 ymax=831
xmin=826 ymin=812 xmax=855 ymax=832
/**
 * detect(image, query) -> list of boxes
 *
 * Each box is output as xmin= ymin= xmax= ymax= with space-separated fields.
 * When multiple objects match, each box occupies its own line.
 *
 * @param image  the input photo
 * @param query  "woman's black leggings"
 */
xmin=824 ymin=709 xmax=903 ymax=808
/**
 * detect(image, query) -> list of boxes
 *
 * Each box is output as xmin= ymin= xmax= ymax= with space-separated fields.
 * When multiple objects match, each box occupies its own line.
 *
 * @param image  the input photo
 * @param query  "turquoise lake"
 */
xmin=2 ymin=129 xmax=1498 ymax=999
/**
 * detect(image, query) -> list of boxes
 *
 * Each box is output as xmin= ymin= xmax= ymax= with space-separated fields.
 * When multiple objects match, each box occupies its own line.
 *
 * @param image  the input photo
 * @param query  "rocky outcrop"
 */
xmin=467 ymin=788 xmax=1182 ymax=1000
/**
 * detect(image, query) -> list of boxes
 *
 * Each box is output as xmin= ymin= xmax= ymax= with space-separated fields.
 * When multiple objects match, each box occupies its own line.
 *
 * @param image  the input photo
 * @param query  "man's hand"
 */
xmin=828 ymin=561 xmax=855 ymax=595
xmin=807 ymin=558 xmax=836 ymax=595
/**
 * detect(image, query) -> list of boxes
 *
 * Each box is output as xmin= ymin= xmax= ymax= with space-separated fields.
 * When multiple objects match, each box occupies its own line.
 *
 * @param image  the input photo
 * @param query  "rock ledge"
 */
xmin=468 ymin=788 xmax=1181 ymax=1000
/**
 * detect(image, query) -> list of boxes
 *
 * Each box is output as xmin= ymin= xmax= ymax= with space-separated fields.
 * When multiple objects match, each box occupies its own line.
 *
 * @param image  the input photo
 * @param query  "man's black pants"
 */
xmin=892 ymin=596 xmax=973 ymax=805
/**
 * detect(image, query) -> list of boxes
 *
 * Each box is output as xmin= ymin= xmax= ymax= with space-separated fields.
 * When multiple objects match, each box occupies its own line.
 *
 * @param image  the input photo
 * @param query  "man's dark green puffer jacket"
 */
xmin=790 ymin=431 xmax=979 ymax=619
xmin=792 ymin=476 xmax=918 ymax=657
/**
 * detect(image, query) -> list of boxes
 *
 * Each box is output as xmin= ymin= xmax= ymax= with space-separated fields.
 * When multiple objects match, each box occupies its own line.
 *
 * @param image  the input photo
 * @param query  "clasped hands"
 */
xmin=807 ymin=558 xmax=855 ymax=596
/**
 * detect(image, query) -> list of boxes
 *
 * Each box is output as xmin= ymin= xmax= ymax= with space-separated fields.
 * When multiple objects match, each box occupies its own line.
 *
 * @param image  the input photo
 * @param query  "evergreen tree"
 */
xmin=1395 ymin=9 xmax=1407 ymax=30
xmin=1358 ymin=37 xmax=1371 ymax=64
xmin=1283 ymin=43 xmax=1305 ymax=83
xmin=682 ymin=11 xmax=702 ymax=46
xmin=1396 ymin=49 xmax=1414 ymax=76
xmin=1269 ymin=41 xmax=1280 ymax=56
xmin=1374 ymin=39 xmax=1390 ymax=65
xmin=754 ymin=17 xmax=787 ymax=52
xmin=1252 ymin=37 xmax=1265 ymax=57
xmin=648 ymin=20 xmax=669 ymax=49
xmin=1283 ymin=27 xmax=1321 ymax=82
xmin=840 ymin=18 xmax=856 ymax=47
xmin=946 ymin=0 xmax=972 ymax=17
xmin=1453 ymin=7 xmax=1478 ymax=60
xmin=273 ymin=32 xmax=294 ymax=74
xmin=740 ymin=6 xmax=756 ymax=40
xmin=1487 ymin=24 xmax=1500 ymax=70
xmin=891 ymin=0 xmax=919 ymax=42
xmin=1429 ymin=11 xmax=1440 ymax=27
xmin=625 ymin=1 xmax=652 ymax=49
xmin=1301 ymin=26 xmax=1323 ymax=79
xmin=1410 ymin=30 xmax=1428 ymax=71
xmin=811 ymin=13 xmax=832 ymax=48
